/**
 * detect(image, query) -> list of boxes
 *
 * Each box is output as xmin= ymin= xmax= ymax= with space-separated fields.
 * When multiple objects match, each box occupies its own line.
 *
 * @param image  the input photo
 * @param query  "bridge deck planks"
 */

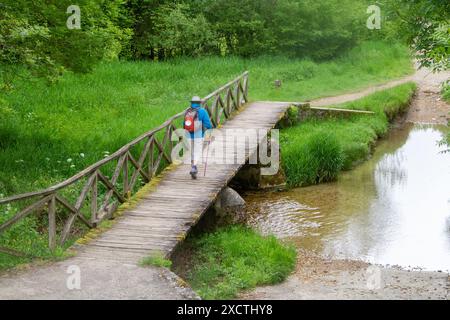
xmin=79 ymin=102 xmax=290 ymax=264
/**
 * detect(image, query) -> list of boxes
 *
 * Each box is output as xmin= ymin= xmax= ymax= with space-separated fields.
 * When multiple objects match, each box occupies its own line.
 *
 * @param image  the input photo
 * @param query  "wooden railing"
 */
xmin=0 ymin=71 xmax=249 ymax=256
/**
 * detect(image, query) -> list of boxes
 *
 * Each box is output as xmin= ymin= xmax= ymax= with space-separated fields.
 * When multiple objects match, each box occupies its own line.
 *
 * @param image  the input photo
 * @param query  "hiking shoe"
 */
xmin=190 ymin=165 xmax=198 ymax=179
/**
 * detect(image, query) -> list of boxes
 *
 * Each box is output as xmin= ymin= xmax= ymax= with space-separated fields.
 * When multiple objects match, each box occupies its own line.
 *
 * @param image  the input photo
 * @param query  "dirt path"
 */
xmin=406 ymin=66 xmax=450 ymax=124
xmin=0 ymin=257 xmax=199 ymax=300
xmin=242 ymin=67 xmax=450 ymax=300
xmin=310 ymin=75 xmax=416 ymax=107
xmin=311 ymin=65 xmax=450 ymax=125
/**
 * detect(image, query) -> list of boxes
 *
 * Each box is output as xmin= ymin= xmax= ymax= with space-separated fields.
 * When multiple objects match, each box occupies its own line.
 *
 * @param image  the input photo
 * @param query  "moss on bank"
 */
xmin=281 ymin=82 xmax=417 ymax=187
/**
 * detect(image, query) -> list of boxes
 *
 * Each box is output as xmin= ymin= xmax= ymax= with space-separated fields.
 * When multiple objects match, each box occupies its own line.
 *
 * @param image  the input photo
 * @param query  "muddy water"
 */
xmin=244 ymin=124 xmax=450 ymax=271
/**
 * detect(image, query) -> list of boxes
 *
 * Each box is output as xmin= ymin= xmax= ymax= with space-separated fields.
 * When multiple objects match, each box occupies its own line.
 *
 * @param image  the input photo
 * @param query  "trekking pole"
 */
xmin=203 ymin=138 xmax=211 ymax=177
xmin=203 ymin=121 xmax=217 ymax=177
xmin=204 ymin=113 xmax=220 ymax=176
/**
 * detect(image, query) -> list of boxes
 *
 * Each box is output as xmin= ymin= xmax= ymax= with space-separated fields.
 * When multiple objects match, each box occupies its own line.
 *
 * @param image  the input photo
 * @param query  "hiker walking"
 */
xmin=184 ymin=96 xmax=213 ymax=179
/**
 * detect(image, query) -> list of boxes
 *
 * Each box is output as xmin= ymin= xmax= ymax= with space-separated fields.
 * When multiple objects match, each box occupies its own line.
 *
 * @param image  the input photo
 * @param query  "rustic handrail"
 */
xmin=0 ymin=112 xmax=185 ymax=204
xmin=0 ymin=71 xmax=249 ymax=255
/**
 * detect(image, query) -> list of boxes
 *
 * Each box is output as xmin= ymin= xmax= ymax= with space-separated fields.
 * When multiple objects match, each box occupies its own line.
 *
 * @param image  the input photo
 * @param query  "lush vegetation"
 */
xmin=3 ymin=0 xmax=440 ymax=273
xmin=0 ymin=0 xmax=371 ymax=77
xmin=1 ymin=0 xmax=447 ymax=89
xmin=380 ymin=0 xmax=449 ymax=71
xmin=0 ymin=0 xmax=131 ymax=88
xmin=0 ymin=41 xmax=413 ymax=198
xmin=0 ymin=41 xmax=414 ymax=271
xmin=174 ymin=225 xmax=296 ymax=300
xmin=281 ymin=82 xmax=416 ymax=187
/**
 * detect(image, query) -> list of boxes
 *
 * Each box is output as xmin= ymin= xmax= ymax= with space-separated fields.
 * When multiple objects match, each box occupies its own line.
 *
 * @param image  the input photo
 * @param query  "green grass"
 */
xmin=140 ymin=253 xmax=173 ymax=268
xmin=0 ymin=41 xmax=412 ymax=197
xmin=0 ymin=247 xmax=68 ymax=272
xmin=281 ymin=82 xmax=416 ymax=187
xmin=0 ymin=40 xmax=413 ymax=270
xmin=177 ymin=225 xmax=296 ymax=300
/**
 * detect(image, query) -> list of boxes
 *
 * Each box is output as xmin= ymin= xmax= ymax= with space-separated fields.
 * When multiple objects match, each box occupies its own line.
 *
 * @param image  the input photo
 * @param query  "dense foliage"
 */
xmin=0 ymin=0 xmax=131 ymax=88
xmin=2 ymin=0 xmax=447 ymax=88
xmin=380 ymin=0 xmax=450 ymax=71
xmin=124 ymin=0 xmax=369 ymax=60
xmin=0 ymin=0 xmax=381 ymax=88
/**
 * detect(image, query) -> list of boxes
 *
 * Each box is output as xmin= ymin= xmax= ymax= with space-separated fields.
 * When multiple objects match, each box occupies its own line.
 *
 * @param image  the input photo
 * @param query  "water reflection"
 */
xmin=244 ymin=124 xmax=450 ymax=271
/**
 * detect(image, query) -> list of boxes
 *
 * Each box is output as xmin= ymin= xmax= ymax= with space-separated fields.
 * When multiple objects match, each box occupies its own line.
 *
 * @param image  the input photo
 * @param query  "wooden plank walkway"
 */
xmin=76 ymin=101 xmax=290 ymax=264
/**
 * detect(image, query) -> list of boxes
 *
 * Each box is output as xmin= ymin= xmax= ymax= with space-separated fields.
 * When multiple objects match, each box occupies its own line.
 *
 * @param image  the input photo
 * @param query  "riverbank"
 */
xmin=406 ymin=64 xmax=450 ymax=125
xmin=241 ymin=67 xmax=450 ymax=300
xmin=240 ymin=249 xmax=449 ymax=300
xmin=172 ymin=226 xmax=296 ymax=300
xmin=281 ymin=83 xmax=416 ymax=187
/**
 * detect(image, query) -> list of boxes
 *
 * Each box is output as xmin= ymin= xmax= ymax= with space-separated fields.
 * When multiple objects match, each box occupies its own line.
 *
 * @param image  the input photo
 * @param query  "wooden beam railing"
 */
xmin=0 ymin=71 xmax=249 ymax=256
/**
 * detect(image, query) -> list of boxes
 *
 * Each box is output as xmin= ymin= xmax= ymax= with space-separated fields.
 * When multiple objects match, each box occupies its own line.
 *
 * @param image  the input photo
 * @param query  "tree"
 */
xmin=124 ymin=0 xmax=169 ymax=60
xmin=272 ymin=0 xmax=366 ymax=60
xmin=149 ymin=3 xmax=217 ymax=58
xmin=0 ymin=0 xmax=132 ymax=89
xmin=202 ymin=0 xmax=275 ymax=57
xmin=383 ymin=0 xmax=450 ymax=70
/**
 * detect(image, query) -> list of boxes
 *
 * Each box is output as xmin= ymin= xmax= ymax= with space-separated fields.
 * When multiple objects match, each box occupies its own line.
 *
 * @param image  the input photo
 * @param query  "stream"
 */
xmin=243 ymin=123 xmax=450 ymax=272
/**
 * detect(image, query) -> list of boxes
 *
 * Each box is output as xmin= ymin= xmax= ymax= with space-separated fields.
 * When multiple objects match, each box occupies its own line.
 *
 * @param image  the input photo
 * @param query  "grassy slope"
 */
xmin=281 ymin=82 xmax=417 ymax=187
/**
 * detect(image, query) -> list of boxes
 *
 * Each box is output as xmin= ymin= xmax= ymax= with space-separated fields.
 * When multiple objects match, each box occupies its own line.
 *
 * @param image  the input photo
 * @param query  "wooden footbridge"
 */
xmin=0 ymin=72 xmax=293 ymax=264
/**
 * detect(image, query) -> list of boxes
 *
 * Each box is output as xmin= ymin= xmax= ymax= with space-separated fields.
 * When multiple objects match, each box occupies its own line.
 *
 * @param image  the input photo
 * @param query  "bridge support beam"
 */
xmin=231 ymin=163 xmax=287 ymax=191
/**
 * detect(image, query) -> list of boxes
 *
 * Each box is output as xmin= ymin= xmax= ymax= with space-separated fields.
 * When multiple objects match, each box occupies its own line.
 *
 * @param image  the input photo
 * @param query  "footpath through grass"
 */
xmin=281 ymin=82 xmax=417 ymax=187
xmin=173 ymin=225 xmax=296 ymax=300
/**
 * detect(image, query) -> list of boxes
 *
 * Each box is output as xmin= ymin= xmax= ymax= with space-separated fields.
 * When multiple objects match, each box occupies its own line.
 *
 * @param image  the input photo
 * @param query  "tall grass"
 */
xmin=282 ymin=131 xmax=344 ymax=186
xmin=281 ymin=82 xmax=416 ymax=187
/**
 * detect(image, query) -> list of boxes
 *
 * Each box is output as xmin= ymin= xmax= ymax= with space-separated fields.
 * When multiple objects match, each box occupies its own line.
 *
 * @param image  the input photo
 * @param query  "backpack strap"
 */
xmin=186 ymin=107 xmax=198 ymax=119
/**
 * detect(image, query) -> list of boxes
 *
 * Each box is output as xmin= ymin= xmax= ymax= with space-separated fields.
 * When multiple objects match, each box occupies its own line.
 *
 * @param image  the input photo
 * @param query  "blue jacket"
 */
xmin=187 ymin=104 xmax=213 ymax=139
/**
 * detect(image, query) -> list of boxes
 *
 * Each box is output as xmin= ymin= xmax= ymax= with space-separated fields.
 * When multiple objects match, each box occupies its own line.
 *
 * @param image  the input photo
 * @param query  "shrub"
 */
xmin=283 ymin=131 xmax=343 ymax=186
xmin=280 ymin=82 xmax=416 ymax=187
xmin=148 ymin=4 xmax=217 ymax=58
xmin=183 ymin=226 xmax=296 ymax=299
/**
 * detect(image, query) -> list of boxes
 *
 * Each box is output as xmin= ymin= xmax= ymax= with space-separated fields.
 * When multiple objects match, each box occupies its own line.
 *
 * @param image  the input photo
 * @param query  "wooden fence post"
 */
xmin=48 ymin=195 xmax=56 ymax=251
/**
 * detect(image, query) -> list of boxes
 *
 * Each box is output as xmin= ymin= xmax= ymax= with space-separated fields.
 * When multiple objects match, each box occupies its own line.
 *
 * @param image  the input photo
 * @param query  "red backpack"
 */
xmin=184 ymin=107 xmax=199 ymax=133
